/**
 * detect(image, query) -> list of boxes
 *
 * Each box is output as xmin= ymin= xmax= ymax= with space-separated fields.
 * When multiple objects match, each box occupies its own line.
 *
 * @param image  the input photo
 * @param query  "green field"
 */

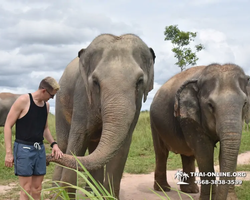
xmin=0 ymin=111 xmax=250 ymax=199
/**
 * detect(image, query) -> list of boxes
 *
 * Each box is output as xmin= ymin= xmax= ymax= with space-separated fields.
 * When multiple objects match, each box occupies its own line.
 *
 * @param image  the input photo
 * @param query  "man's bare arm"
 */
xmin=4 ymin=95 xmax=27 ymax=167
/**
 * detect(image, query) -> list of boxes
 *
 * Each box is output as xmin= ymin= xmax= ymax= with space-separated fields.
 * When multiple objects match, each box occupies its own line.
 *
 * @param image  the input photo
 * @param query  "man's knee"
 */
xmin=31 ymin=184 xmax=42 ymax=193
xmin=31 ymin=175 xmax=44 ymax=192
xmin=19 ymin=178 xmax=32 ymax=195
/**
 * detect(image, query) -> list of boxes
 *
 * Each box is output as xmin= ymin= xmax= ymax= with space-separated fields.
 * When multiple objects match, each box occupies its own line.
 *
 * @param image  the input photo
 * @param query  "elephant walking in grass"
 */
xmin=0 ymin=93 xmax=21 ymax=126
xmin=46 ymin=34 xmax=155 ymax=199
xmin=150 ymin=64 xmax=249 ymax=200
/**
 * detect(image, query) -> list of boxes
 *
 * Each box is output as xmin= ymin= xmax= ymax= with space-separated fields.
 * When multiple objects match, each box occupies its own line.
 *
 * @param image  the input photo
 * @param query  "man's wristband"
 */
xmin=50 ymin=142 xmax=57 ymax=148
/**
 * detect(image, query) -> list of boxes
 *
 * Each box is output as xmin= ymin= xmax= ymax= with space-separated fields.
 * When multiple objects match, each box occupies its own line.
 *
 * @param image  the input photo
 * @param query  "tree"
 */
xmin=164 ymin=25 xmax=205 ymax=71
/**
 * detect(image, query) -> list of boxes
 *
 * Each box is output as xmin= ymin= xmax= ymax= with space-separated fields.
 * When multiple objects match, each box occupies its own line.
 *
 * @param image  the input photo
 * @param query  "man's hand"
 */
xmin=51 ymin=144 xmax=63 ymax=159
xmin=5 ymin=153 xmax=14 ymax=167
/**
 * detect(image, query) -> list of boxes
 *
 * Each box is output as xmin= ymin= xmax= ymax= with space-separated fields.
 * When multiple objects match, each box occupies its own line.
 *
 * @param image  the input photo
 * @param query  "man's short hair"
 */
xmin=39 ymin=77 xmax=60 ymax=93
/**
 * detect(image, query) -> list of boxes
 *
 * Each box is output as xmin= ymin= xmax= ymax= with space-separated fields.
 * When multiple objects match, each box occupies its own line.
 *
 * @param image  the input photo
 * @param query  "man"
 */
xmin=4 ymin=76 xmax=63 ymax=200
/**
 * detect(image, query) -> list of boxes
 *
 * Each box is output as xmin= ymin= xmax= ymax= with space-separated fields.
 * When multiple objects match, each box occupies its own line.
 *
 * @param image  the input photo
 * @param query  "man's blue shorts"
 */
xmin=14 ymin=141 xmax=46 ymax=176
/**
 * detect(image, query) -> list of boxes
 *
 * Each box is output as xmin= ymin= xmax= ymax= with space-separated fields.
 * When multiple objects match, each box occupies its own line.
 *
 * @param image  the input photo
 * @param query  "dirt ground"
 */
xmin=1 ymin=151 xmax=250 ymax=200
xmin=120 ymin=151 xmax=250 ymax=200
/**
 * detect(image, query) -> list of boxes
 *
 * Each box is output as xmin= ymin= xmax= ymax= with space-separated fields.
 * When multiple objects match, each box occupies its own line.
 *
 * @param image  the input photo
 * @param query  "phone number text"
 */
xmin=194 ymin=180 xmax=242 ymax=185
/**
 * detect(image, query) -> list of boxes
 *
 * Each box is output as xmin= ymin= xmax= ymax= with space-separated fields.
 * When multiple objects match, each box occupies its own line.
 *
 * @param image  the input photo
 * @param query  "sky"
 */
xmin=1 ymin=0 xmax=250 ymax=114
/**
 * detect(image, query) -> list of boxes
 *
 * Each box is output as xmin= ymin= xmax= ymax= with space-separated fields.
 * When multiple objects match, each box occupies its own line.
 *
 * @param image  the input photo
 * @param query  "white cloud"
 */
xmin=199 ymin=29 xmax=227 ymax=43
xmin=0 ymin=87 xmax=29 ymax=94
xmin=0 ymin=0 xmax=250 ymax=115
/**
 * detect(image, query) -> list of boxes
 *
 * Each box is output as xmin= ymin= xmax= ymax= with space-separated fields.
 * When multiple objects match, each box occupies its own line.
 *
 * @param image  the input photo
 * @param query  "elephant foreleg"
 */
xmin=104 ymin=133 xmax=133 ymax=199
xmin=180 ymin=155 xmax=199 ymax=193
xmin=52 ymin=134 xmax=69 ymax=188
xmin=86 ymin=138 xmax=104 ymax=192
xmin=52 ymin=108 xmax=71 ymax=188
xmin=60 ymin=127 xmax=88 ymax=199
xmin=152 ymin=130 xmax=170 ymax=192
xmin=194 ymin=142 xmax=216 ymax=200
xmin=180 ymin=120 xmax=217 ymax=200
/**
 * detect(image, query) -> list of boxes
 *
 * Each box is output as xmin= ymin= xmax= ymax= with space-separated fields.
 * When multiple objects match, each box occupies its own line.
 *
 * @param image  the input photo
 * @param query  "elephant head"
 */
xmin=174 ymin=64 xmax=249 ymax=199
xmin=47 ymin=34 xmax=155 ymax=171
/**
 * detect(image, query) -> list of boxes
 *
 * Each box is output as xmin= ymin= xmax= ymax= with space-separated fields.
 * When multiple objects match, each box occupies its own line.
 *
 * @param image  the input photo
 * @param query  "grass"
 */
xmin=235 ymin=181 xmax=250 ymax=200
xmin=237 ymin=164 xmax=250 ymax=172
xmin=0 ymin=111 xmax=250 ymax=199
xmin=36 ymin=157 xmax=118 ymax=200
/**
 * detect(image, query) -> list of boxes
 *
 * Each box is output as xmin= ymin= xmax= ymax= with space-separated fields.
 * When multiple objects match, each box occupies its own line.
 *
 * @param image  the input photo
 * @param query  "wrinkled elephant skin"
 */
xmin=150 ymin=64 xmax=249 ymax=200
xmin=46 ymin=34 xmax=155 ymax=199
xmin=244 ymin=85 xmax=250 ymax=130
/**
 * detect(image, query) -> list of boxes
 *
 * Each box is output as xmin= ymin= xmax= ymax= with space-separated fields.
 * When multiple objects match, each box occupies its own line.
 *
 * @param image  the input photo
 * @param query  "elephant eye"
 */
xmin=208 ymin=102 xmax=214 ymax=112
xmin=136 ymin=77 xmax=144 ymax=88
xmin=94 ymin=81 xmax=100 ymax=91
xmin=92 ymin=76 xmax=100 ymax=90
xmin=93 ymin=79 xmax=99 ymax=86
xmin=243 ymin=101 xmax=247 ymax=108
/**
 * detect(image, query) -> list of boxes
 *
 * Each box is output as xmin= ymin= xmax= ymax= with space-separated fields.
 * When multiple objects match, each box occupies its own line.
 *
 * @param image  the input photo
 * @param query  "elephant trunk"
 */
xmin=216 ymin=110 xmax=242 ymax=199
xmin=47 ymin=93 xmax=136 ymax=171
xmin=216 ymin=133 xmax=241 ymax=200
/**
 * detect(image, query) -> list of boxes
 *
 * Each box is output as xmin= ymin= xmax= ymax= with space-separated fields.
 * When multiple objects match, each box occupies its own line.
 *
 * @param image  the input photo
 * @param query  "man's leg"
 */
xmin=31 ymin=175 xmax=44 ymax=200
xmin=19 ymin=176 xmax=32 ymax=200
xmin=32 ymin=144 xmax=46 ymax=199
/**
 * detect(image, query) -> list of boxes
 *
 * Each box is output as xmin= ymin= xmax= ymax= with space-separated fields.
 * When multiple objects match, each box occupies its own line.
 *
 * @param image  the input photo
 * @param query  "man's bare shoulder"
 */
xmin=6 ymin=94 xmax=30 ymax=122
xmin=14 ymin=94 xmax=29 ymax=107
xmin=17 ymin=94 xmax=29 ymax=102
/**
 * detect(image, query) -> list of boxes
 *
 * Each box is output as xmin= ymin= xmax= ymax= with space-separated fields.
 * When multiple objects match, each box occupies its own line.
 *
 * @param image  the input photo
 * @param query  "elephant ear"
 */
xmin=78 ymin=48 xmax=85 ymax=58
xmin=78 ymin=48 xmax=92 ymax=105
xmin=143 ymin=47 xmax=155 ymax=102
xmin=149 ymin=47 xmax=156 ymax=63
xmin=174 ymin=79 xmax=200 ymax=124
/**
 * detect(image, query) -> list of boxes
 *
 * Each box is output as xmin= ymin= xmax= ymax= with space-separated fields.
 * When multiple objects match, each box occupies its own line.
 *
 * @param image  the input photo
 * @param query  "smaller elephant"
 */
xmin=150 ymin=64 xmax=249 ymax=200
xmin=0 ymin=93 xmax=21 ymax=127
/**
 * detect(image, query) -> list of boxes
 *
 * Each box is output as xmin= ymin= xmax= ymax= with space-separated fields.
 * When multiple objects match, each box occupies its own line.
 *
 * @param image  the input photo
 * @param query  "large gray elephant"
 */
xmin=150 ymin=64 xmax=249 ymax=200
xmin=0 ymin=93 xmax=21 ymax=126
xmin=46 ymin=34 xmax=155 ymax=198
